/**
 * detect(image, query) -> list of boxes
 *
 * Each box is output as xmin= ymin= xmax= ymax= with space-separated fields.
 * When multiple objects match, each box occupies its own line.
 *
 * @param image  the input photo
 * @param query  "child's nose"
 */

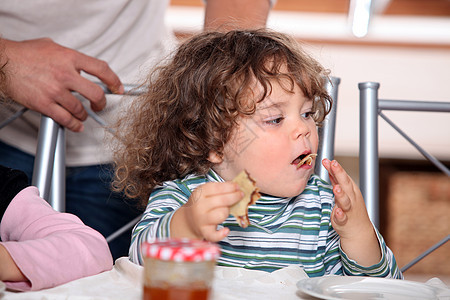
xmin=291 ymin=118 xmax=311 ymax=140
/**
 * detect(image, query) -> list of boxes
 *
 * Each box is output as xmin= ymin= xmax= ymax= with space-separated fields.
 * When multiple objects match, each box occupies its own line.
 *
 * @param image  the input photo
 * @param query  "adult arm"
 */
xmin=0 ymin=186 xmax=113 ymax=291
xmin=204 ymin=0 xmax=273 ymax=31
xmin=0 ymin=37 xmax=123 ymax=132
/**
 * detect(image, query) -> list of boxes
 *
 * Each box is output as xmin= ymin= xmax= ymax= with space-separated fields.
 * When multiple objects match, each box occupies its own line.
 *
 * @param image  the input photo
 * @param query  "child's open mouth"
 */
xmin=292 ymin=153 xmax=317 ymax=168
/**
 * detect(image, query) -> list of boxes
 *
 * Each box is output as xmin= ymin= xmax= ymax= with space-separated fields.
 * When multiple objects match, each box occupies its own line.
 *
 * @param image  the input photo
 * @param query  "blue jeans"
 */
xmin=0 ymin=141 xmax=143 ymax=260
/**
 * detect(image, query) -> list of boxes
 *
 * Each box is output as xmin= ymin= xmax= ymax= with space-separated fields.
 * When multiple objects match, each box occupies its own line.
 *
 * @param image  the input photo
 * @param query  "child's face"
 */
xmin=212 ymin=79 xmax=319 ymax=198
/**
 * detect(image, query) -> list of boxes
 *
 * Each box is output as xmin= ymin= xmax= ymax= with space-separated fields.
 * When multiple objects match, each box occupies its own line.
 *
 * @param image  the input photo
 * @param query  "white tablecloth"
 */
xmin=1 ymin=258 xmax=449 ymax=299
xmin=1 ymin=257 xmax=309 ymax=300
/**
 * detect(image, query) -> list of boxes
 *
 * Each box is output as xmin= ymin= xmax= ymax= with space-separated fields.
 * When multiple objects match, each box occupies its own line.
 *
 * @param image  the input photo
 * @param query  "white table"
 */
xmin=2 ymin=258 xmax=309 ymax=300
xmin=2 ymin=258 xmax=448 ymax=299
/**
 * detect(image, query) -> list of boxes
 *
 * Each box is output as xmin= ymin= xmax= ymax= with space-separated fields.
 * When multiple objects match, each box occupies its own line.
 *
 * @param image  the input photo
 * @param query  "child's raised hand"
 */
xmin=322 ymin=158 xmax=382 ymax=266
xmin=171 ymin=182 xmax=243 ymax=242
xmin=322 ymin=159 xmax=371 ymax=236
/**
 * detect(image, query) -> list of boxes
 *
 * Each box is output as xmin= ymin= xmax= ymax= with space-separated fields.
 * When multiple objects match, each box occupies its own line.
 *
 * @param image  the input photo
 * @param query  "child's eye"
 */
xmin=265 ymin=117 xmax=284 ymax=125
xmin=301 ymin=111 xmax=314 ymax=119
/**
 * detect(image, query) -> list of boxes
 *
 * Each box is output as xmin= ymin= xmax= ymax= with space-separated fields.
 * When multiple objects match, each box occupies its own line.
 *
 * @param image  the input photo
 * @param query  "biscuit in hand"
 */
xmin=230 ymin=170 xmax=260 ymax=228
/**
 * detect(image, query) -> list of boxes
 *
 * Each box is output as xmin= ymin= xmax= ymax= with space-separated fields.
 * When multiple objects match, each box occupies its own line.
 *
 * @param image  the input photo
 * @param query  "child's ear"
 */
xmin=208 ymin=151 xmax=223 ymax=164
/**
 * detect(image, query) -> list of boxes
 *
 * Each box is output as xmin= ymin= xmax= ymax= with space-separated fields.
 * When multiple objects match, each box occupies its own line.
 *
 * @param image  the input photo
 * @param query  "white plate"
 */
xmin=0 ymin=280 xmax=5 ymax=293
xmin=296 ymin=275 xmax=449 ymax=300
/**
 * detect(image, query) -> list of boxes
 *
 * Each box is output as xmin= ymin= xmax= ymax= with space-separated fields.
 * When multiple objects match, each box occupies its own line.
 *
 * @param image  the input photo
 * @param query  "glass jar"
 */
xmin=142 ymin=239 xmax=220 ymax=300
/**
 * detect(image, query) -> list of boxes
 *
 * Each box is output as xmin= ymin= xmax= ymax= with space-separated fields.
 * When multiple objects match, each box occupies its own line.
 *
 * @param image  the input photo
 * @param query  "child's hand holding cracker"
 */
xmin=322 ymin=158 xmax=382 ymax=267
xmin=171 ymin=182 xmax=243 ymax=242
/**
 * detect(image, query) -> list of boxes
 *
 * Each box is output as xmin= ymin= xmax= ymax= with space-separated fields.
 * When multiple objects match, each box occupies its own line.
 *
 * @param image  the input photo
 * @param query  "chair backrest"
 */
xmin=358 ymin=82 xmax=450 ymax=272
xmin=30 ymin=84 xmax=142 ymax=211
xmin=315 ymin=76 xmax=341 ymax=183
xmin=32 ymin=116 xmax=66 ymax=211
xmin=358 ymin=82 xmax=450 ymax=228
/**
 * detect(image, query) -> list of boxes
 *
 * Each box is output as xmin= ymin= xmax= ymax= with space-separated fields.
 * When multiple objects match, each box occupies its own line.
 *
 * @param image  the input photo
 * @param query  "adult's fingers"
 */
xmin=45 ymin=101 xmax=85 ymax=132
xmin=75 ymin=53 xmax=123 ymax=95
xmin=56 ymin=88 xmax=89 ymax=120
xmin=68 ymin=75 xmax=107 ymax=112
xmin=23 ymin=84 xmax=89 ymax=131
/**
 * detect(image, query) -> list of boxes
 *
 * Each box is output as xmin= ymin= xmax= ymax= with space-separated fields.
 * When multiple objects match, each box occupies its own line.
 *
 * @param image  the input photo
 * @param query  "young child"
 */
xmin=0 ymin=165 xmax=113 ymax=291
xmin=113 ymin=29 xmax=403 ymax=279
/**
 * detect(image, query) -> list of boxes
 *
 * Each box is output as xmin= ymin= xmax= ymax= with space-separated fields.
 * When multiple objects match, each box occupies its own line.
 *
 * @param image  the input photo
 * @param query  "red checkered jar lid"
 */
xmin=141 ymin=239 xmax=221 ymax=262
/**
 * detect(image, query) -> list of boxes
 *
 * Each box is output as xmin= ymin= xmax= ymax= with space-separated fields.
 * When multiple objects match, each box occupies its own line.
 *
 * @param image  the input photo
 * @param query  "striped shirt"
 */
xmin=130 ymin=170 xmax=402 ymax=279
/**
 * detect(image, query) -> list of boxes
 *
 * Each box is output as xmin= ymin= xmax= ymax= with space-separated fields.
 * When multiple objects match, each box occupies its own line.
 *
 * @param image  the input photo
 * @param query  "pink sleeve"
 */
xmin=0 ymin=186 xmax=113 ymax=291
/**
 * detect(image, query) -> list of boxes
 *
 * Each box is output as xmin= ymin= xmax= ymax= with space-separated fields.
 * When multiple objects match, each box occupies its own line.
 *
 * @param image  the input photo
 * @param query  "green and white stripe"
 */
xmin=129 ymin=170 xmax=402 ymax=279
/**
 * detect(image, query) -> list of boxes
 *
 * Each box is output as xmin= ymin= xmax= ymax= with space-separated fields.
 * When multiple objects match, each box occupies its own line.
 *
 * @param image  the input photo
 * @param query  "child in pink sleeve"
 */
xmin=0 ymin=166 xmax=113 ymax=291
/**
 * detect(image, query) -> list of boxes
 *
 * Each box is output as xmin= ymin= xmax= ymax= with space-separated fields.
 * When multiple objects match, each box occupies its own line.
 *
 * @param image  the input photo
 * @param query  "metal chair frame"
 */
xmin=358 ymin=81 xmax=450 ymax=272
xmin=0 ymin=84 xmax=144 ymax=243
xmin=315 ymin=76 xmax=341 ymax=183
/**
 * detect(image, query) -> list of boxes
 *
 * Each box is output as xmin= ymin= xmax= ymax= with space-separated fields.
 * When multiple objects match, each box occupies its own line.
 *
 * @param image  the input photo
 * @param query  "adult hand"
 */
xmin=171 ymin=182 xmax=244 ymax=242
xmin=1 ymin=38 xmax=123 ymax=132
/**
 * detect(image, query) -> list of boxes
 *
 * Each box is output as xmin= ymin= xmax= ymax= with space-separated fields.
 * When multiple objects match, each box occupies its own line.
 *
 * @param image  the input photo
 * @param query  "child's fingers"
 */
xmin=332 ymin=207 xmax=348 ymax=226
xmin=326 ymin=160 xmax=359 ymax=202
xmin=188 ymin=182 xmax=244 ymax=242
xmin=203 ymin=181 xmax=241 ymax=196
xmin=206 ymin=189 xmax=244 ymax=210
xmin=202 ymin=226 xmax=229 ymax=242
xmin=322 ymin=158 xmax=337 ymax=186
xmin=205 ymin=207 xmax=231 ymax=225
xmin=328 ymin=160 xmax=352 ymax=187
xmin=333 ymin=184 xmax=352 ymax=211
xmin=193 ymin=182 xmax=243 ymax=210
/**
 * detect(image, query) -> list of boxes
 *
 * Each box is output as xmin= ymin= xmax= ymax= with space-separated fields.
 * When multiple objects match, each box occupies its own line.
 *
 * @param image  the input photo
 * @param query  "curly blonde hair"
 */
xmin=112 ymin=29 xmax=332 ymax=206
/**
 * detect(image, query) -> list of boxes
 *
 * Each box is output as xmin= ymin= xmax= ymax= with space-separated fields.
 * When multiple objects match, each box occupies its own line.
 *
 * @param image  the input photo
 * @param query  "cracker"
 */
xmin=230 ymin=170 xmax=260 ymax=228
xmin=296 ymin=153 xmax=317 ymax=168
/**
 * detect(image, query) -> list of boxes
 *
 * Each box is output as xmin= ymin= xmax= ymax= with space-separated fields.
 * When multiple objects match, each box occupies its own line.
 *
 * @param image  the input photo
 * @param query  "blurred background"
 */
xmin=169 ymin=0 xmax=450 ymax=283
